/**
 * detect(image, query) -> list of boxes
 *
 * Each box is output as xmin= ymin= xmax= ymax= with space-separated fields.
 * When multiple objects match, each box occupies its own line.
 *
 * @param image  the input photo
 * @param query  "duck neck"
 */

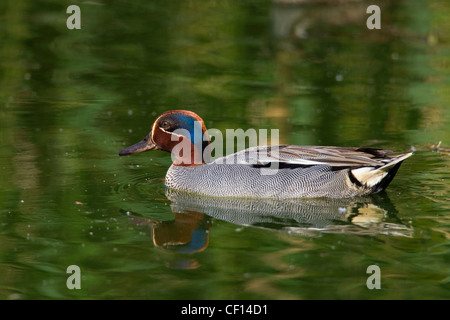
xmin=171 ymin=135 xmax=210 ymax=166
xmin=153 ymin=125 xmax=211 ymax=166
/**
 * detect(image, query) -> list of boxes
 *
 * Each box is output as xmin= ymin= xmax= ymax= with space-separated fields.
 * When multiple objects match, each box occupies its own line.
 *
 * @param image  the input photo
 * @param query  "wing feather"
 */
xmin=216 ymin=145 xmax=399 ymax=168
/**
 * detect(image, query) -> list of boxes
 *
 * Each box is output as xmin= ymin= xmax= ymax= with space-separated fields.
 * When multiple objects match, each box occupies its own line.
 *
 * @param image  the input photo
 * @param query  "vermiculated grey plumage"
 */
xmin=165 ymin=145 xmax=411 ymax=199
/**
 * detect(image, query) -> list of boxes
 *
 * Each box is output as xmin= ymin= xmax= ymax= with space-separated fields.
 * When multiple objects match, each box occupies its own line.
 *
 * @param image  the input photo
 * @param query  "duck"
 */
xmin=119 ymin=110 xmax=412 ymax=199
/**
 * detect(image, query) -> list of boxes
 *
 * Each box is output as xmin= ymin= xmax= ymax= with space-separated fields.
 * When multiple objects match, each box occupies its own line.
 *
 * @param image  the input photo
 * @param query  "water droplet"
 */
xmin=338 ymin=207 xmax=347 ymax=213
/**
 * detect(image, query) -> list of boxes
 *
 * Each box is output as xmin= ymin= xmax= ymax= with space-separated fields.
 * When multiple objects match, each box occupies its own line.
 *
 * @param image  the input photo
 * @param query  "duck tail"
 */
xmin=350 ymin=152 xmax=413 ymax=192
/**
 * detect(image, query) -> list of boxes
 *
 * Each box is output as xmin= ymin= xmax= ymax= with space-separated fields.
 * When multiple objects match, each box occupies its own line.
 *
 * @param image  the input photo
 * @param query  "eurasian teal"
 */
xmin=119 ymin=110 xmax=412 ymax=199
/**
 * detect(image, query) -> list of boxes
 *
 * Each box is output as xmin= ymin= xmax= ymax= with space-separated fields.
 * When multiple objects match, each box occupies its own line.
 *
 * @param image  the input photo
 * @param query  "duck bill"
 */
xmin=119 ymin=136 xmax=157 ymax=156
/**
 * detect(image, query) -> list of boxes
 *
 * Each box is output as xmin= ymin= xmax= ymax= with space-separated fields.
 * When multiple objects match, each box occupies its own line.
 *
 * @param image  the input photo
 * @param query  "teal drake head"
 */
xmin=119 ymin=110 xmax=412 ymax=199
xmin=119 ymin=110 xmax=210 ymax=166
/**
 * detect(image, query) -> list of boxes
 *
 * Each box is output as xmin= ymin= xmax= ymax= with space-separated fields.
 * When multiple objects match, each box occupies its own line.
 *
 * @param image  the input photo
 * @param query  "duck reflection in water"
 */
xmin=165 ymin=189 xmax=412 ymax=237
xmin=124 ymin=189 xmax=412 ymax=269
xmin=125 ymin=208 xmax=212 ymax=270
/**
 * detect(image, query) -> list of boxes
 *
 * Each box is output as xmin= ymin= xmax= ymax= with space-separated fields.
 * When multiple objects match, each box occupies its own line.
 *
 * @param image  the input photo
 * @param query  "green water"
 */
xmin=0 ymin=0 xmax=449 ymax=300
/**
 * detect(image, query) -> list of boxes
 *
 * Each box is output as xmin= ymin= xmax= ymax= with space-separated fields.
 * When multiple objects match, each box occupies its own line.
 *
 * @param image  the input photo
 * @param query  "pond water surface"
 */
xmin=0 ymin=0 xmax=449 ymax=300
